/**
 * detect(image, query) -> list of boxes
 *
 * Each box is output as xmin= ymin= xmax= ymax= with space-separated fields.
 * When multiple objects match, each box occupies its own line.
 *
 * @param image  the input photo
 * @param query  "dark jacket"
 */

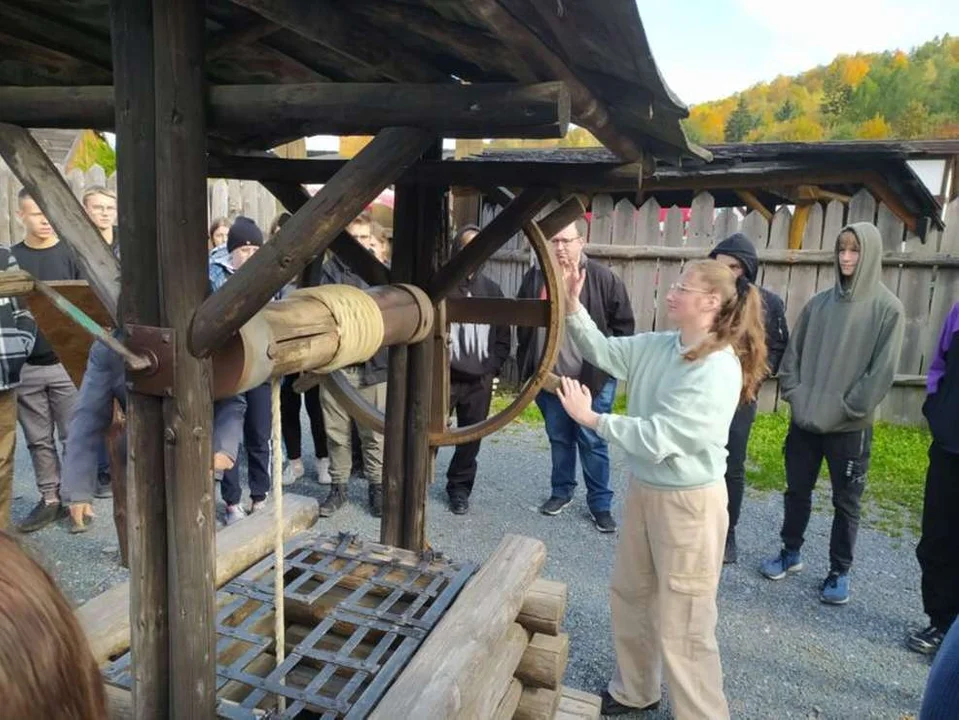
xmin=923 ymin=302 xmax=959 ymax=453
xmin=709 ymin=233 xmax=789 ymax=377
xmin=311 ymin=254 xmax=387 ymax=387
xmin=449 ymin=272 xmax=511 ymax=381
xmin=517 ymin=258 xmax=635 ymax=395
xmin=0 ymin=246 xmax=37 ymax=389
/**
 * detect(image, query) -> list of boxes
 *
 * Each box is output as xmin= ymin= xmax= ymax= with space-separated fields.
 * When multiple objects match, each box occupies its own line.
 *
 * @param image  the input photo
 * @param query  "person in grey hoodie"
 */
xmin=760 ymin=222 xmax=904 ymax=605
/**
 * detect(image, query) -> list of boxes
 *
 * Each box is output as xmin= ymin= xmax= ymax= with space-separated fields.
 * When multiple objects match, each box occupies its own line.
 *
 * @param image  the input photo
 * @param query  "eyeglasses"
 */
xmin=669 ymin=282 xmax=711 ymax=295
xmin=549 ymin=236 xmax=583 ymax=245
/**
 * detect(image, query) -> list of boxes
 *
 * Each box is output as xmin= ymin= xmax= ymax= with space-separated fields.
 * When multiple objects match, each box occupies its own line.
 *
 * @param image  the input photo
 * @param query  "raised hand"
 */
xmin=562 ymin=264 xmax=586 ymax=313
xmin=556 ymin=376 xmax=598 ymax=429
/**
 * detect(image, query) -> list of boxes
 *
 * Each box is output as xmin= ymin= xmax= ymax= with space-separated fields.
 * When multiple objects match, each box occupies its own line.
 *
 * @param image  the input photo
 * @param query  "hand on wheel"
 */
xmin=562 ymin=265 xmax=586 ymax=314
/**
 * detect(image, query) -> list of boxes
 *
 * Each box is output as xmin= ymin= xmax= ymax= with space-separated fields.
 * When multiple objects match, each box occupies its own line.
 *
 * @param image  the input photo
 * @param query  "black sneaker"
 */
xmin=591 ymin=510 xmax=616 ymax=533
xmin=319 ymin=484 xmax=348 ymax=518
xmin=723 ymin=530 xmax=738 ymax=565
xmin=95 ymin=471 xmax=113 ymax=499
xmin=17 ymin=500 xmax=65 ymax=533
xmin=907 ymin=624 xmax=946 ymax=655
xmin=600 ymin=690 xmax=660 ymax=715
xmin=368 ymin=484 xmax=382 ymax=518
xmin=449 ymin=495 xmax=469 ymax=515
xmin=540 ymin=496 xmax=572 ymax=516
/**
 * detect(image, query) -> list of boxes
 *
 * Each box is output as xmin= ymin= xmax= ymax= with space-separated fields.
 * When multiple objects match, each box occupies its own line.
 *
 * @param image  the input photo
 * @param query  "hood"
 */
xmin=835 ymin=222 xmax=882 ymax=300
xmin=708 ymin=233 xmax=758 ymax=283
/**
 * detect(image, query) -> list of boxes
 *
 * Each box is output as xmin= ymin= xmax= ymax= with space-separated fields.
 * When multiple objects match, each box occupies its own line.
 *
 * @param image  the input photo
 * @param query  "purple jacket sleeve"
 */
xmin=928 ymin=303 xmax=959 ymax=395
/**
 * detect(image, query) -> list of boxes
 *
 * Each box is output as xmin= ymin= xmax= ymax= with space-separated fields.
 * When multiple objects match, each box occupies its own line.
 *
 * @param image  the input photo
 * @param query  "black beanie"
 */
xmin=227 ymin=216 xmax=264 ymax=253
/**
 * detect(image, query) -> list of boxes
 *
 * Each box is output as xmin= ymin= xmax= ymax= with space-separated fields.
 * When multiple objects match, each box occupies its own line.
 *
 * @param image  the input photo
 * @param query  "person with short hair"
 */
xmin=708 ymin=233 xmax=789 ymax=563
xmin=761 ymin=223 xmax=905 ymax=605
xmin=81 ymin=185 xmax=118 ymax=251
xmin=517 ymin=219 xmax=635 ymax=533
xmin=556 ymin=259 xmax=767 ymax=718
xmin=12 ymin=189 xmax=83 ymax=532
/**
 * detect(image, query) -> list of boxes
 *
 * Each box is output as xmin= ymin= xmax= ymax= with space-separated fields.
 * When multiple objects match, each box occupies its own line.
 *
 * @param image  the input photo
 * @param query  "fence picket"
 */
xmin=632 ymin=197 xmax=661 ymax=332
xmin=655 ymin=205 xmax=686 ymax=332
xmin=784 ymin=203 xmax=823 ymax=330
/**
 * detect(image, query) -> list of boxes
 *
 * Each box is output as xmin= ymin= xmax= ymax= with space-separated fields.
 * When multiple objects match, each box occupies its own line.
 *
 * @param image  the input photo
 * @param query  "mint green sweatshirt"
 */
xmin=566 ymin=306 xmax=742 ymax=489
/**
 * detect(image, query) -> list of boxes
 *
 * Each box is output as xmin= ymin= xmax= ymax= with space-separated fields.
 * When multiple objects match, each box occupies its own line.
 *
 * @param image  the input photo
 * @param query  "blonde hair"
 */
xmin=682 ymin=259 xmax=768 ymax=404
xmin=0 ymin=532 xmax=107 ymax=719
xmin=81 ymin=185 xmax=116 ymax=205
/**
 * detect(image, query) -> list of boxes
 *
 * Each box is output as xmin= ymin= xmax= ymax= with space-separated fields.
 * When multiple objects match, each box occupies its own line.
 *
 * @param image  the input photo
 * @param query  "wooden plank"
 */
xmin=687 ymin=191 xmax=715 ymax=248
xmin=368 ymin=535 xmax=547 ymax=719
xmin=588 ymin=194 xmax=614 ymax=244
xmin=77 ymin=493 xmax=319 ymax=664
xmin=654 ymin=205 xmax=685 ymax=332
xmin=876 ymin=202 xmax=904 ymax=295
xmin=924 ymin=198 xmax=959 ymax=373
xmin=818 ymin=199 xmax=845 ymax=293
xmin=761 ymin=206 xmax=791 ymax=299
xmin=538 ymin=195 xmax=587 ymax=243
xmin=554 ymin=687 xmax=603 ymax=720
xmin=783 ymin=203 xmax=822 ymax=331
xmin=152 ymin=1 xmax=215 ymax=713
xmin=108 ymin=1 xmax=167 ymax=716
xmin=0 ymin=123 xmax=120 ymax=320
xmin=847 ymin=187 xmax=877 ymax=225
xmin=460 ymin=623 xmax=529 ymax=719
xmin=428 ymin=187 xmax=554 ymax=302
xmin=515 ymin=686 xmax=560 ymax=720
xmin=714 ymin=207 xmax=741 ymax=239
xmin=611 ymin=198 xmax=637 ymax=246
xmin=896 ymin=229 xmax=936 ymax=375
xmin=447 ymin=297 xmax=549 ymax=327
xmin=515 ymin=632 xmax=569 ymax=690
xmin=191 ymin=126 xmax=433 ymax=358
xmin=735 ymin=190 xmax=772 ymax=221
xmin=631 ymin=197 xmax=660 ymax=332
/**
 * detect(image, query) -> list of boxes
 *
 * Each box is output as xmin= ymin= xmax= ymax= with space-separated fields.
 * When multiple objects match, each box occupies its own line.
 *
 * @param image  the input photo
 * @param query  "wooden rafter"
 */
xmin=0 ymin=0 xmax=113 ymax=71
xmin=206 ymin=17 xmax=279 ymax=59
xmin=735 ymin=190 xmax=773 ymax=221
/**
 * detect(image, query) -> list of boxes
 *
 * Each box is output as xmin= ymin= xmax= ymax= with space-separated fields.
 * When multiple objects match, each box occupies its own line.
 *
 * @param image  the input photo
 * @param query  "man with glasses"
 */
xmin=517 ymin=220 xmax=634 ymax=532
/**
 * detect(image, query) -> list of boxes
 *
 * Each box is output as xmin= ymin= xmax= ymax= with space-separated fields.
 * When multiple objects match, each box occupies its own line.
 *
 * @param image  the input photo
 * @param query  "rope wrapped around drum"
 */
xmin=298 ymin=285 xmax=385 ymax=372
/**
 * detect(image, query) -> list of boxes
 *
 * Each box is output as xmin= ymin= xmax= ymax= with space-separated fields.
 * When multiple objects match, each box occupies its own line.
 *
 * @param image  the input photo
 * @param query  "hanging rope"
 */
xmin=271 ymin=377 xmax=286 ymax=713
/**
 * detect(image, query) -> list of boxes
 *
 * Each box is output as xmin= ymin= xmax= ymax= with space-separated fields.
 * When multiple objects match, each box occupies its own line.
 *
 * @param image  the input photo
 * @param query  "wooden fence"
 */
xmin=0 ymin=161 xmax=280 ymax=246
xmin=484 ymin=190 xmax=959 ymax=426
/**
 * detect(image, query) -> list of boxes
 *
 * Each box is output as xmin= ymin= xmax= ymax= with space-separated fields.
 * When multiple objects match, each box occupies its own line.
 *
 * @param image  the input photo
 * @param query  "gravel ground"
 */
xmin=9 ymin=421 xmax=932 ymax=719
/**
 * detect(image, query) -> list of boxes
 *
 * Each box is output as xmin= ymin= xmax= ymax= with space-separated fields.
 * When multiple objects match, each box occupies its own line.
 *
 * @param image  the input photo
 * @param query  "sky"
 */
xmin=637 ymin=0 xmax=959 ymax=105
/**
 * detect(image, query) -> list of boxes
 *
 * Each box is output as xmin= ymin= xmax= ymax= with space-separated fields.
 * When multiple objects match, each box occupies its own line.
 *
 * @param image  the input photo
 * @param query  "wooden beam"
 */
xmin=206 ymin=18 xmax=279 ymax=59
xmin=0 ymin=1 xmax=113 ymax=70
xmin=470 ymin=0 xmax=642 ymax=161
xmin=230 ymin=0 xmax=446 ymax=82
xmin=788 ymin=203 xmax=812 ymax=250
xmin=537 ymin=195 xmax=588 ymax=241
xmin=447 ymin=297 xmax=550 ymax=327
xmin=0 ymin=123 xmax=120 ymax=322
xmin=0 ymin=82 xmax=570 ymax=139
xmin=191 ymin=127 xmax=432 ymax=359
xmin=865 ymin=173 xmax=918 ymax=234
xmin=735 ymin=189 xmax=773 ymax=221
xmin=152 ymin=0 xmax=215 ymax=714
xmin=428 ymin=187 xmax=555 ymax=301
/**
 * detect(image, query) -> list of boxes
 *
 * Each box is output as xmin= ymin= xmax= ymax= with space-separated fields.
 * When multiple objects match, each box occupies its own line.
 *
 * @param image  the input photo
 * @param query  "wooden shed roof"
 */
xmin=0 ymin=0 xmax=703 ymax=163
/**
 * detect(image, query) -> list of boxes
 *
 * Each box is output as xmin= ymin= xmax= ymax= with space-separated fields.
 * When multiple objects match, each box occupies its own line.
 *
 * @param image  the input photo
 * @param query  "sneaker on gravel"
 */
xmin=540 ymin=496 xmax=573 ymax=516
xmin=250 ymin=496 xmax=268 ymax=514
xmin=820 ymin=571 xmax=850 ymax=605
xmin=591 ymin=510 xmax=617 ymax=533
xmin=283 ymin=459 xmax=303 ymax=486
xmin=760 ymin=548 xmax=803 ymax=580
xmin=95 ymin=471 xmax=113 ymax=498
xmin=723 ymin=530 xmax=738 ymax=565
xmin=449 ymin=495 xmax=469 ymax=515
xmin=319 ymin=484 xmax=348 ymax=517
xmin=17 ymin=500 xmax=65 ymax=533
xmin=600 ymin=690 xmax=660 ymax=715
xmin=907 ymin=625 xmax=946 ymax=655
xmin=315 ymin=456 xmax=331 ymax=485
xmin=224 ymin=504 xmax=247 ymax=526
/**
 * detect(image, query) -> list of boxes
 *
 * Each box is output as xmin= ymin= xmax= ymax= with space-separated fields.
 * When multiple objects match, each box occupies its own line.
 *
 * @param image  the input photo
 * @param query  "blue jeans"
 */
xmin=535 ymin=379 xmax=616 ymax=513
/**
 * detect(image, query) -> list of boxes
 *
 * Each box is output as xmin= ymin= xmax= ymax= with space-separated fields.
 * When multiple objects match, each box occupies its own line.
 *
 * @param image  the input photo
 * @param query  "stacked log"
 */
xmin=368 ymin=534 xmax=601 ymax=720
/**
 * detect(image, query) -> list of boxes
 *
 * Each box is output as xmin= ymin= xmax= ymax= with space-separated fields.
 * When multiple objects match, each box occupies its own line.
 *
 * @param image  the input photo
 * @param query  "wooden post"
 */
xmin=109 ymin=0 xmax=167 ymax=715
xmin=152 ymin=0 xmax=215 ymax=713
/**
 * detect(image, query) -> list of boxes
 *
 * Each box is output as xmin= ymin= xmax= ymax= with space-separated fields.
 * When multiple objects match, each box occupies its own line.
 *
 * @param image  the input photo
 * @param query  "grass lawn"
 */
xmin=490 ymin=392 xmax=930 ymax=536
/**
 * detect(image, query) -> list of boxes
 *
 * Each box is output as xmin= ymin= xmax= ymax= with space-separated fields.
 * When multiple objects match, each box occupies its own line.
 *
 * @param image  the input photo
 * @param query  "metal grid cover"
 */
xmin=104 ymin=532 xmax=476 ymax=718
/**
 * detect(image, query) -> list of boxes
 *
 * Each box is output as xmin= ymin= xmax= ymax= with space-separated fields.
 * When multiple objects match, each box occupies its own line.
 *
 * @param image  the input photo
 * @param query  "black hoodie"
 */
xmin=709 ymin=233 xmax=789 ymax=379
xmin=448 ymin=272 xmax=511 ymax=380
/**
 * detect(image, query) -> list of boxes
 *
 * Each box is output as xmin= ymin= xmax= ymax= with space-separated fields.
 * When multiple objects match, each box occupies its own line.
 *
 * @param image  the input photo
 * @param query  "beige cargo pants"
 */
xmin=608 ymin=479 xmax=730 ymax=720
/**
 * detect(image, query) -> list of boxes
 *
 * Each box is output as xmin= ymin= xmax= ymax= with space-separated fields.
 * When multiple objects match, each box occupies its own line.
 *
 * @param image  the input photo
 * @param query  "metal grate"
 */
xmin=104 ymin=532 xmax=476 ymax=718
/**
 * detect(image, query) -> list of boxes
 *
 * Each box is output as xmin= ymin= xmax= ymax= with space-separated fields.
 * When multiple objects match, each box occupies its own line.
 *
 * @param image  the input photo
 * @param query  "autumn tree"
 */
xmin=724 ymin=97 xmax=759 ymax=142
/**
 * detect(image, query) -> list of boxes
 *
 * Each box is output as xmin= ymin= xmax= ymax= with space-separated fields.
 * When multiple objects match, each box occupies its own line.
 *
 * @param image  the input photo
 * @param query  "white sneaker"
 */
xmin=316 ymin=457 xmax=331 ymax=485
xmin=224 ymin=504 xmax=247 ymax=526
xmin=250 ymin=495 xmax=268 ymax=514
xmin=283 ymin=458 xmax=304 ymax=486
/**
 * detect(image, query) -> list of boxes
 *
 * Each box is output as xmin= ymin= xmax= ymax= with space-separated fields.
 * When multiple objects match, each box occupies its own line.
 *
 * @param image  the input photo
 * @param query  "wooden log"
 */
xmin=190 ymin=126 xmax=433 ymax=359
xmin=368 ymin=534 xmax=548 ymax=719
xmin=492 ymin=678 xmax=524 ymax=720
xmin=77 ymin=493 xmax=318 ymax=662
xmin=460 ymin=623 xmax=530 ymax=719
xmin=537 ymin=195 xmax=588 ymax=241
xmin=0 ymin=123 xmax=120 ymax=321
xmin=518 ymin=578 xmax=567 ymax=636
xmin=515 ymin=632 xmax=569 ymax=690
xmin=428 ymin=187 xmax=555 ymax=301
xmin=107 ymin=404 xmax=128 ymax=568
xmin=109 ymin=0 xmax=167 ymax=716
xmin=514 ymin=686 xmax=560 ymax=720
xmin=554 ymin=687 xmax=602 ymax=720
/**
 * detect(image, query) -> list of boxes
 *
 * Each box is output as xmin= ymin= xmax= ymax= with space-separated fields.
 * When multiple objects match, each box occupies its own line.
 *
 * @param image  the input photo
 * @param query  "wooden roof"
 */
xmin=0 ymin=0 xmax=703 ymax=163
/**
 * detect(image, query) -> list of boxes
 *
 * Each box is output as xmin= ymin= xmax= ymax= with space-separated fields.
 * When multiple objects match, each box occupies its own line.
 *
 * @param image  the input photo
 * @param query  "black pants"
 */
xmin=446 ymin=375 xmax=494 ymax=500
xmin=916 ymin=442 xmax=959 ymax=631
xmin=280 ymin=375 xmax=327 ymax=460
xmin=781 ymin=423 xmax=872 ymax=574
xmin=221 ymin=382 xmax=272 ymax=505
xmin=725 ymin=401 xmax=757 ymax=532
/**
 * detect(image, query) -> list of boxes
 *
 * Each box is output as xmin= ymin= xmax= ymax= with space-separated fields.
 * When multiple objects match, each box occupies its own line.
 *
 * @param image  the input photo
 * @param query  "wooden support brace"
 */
xmin=0 ymin=122 xmax=120 ymax=321
xmin=789 ymin=203 xmax=812 ymax=250
xmin=206 ymin=18 xmax=279 ymax=59
xmin=190 ymin=126 xmax=432 ymax=358
xmin=866 ymin=173 xmax=920 ymax=235
xmin=735 ymin=189 xmax=773 ymax=221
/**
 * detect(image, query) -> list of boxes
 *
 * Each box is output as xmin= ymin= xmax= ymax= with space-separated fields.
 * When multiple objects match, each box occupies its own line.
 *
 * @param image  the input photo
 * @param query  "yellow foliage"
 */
xmin=856 ymin=115 xmax=893 ymax=139
xmin=892 ymin=50 xmax=909 ymax=68
xmin=841 ymin=56 xmax=871 ymax=88
xmin=559 ymin=127 xmax=601 ymax=147
xmin=687 ymin=106 xmax=726 ymax=143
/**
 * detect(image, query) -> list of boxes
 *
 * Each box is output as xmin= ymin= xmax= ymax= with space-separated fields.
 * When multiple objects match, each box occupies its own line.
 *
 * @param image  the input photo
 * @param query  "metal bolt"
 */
xmin=126 ymin=381 xmax=135 ymax=391
xmin=164 ymin=427 xmax=176 ymax=444
xmin=162 ymin=333 xmax=171 ymax=344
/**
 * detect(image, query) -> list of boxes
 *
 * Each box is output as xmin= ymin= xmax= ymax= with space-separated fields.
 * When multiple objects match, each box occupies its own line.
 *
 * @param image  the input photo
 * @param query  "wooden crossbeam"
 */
xmin=0 ymin=123 xmax=120 ymax=322
xmin=735 ymin=189 xmax=773 ymax=221
xmin=206 ymin=18 xmax=279 ymax=59
xmin=0 ymin=0 xmax=113 ymax=71
xmin=447 ymin=297 xmax=550 ymax=327
xmin=428 ymin=187 xmax=555 ymax=302
xmin=190 ymin=127 xmax=433 ymax=359
xmin=0 ymin=82 xmax=569 ymax=139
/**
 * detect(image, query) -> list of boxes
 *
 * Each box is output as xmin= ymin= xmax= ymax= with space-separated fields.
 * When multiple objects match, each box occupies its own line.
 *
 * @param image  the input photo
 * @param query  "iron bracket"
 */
xmin=126 ymin=324 xmax=176 ymax=397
